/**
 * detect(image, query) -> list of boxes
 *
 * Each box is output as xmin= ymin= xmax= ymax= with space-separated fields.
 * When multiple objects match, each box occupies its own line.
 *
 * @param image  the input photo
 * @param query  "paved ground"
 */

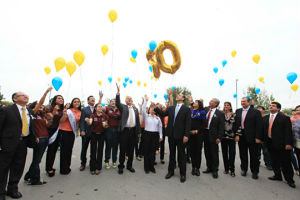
xmin=14 ymin=138 xmax=300 ymax=200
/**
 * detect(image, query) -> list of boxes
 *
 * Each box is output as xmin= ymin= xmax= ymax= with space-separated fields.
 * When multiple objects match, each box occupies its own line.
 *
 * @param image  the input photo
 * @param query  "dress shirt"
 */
xmin=126 ymin=105 xmax=136 ymax=127
xmin=16 ymin=104 xmax=30 ymax=136
xmin=206 ymin=107 xmax=216 ymax=129
xmin=241 ymin=106 xmax=250 ymax=129
xmin=174 ymin=103 xmax=183 ymax=123
xmin=142 ymin=101 xmax=163 ymax=138
xmin=89 ymin=105 xmax=94 ymax=113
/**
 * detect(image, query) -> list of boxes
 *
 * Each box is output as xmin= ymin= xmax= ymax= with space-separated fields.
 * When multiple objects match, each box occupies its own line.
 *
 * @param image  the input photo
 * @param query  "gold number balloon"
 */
xmin=146 ymin=40 xmax=181 ymax=79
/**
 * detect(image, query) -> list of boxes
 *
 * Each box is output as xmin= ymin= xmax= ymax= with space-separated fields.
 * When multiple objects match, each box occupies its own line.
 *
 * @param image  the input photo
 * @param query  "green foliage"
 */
xmin=281 ymin=108 xmax=293 ymax=116
xmin=168 ymin=86 xmax=192 ymax=106
xmin=245 ymin=86 xmax=275 ymax=112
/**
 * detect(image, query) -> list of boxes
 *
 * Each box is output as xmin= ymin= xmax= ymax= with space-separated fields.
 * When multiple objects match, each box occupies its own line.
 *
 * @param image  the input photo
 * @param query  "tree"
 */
xmin=0 ymin=86 xmax=4 ymax=103
xmin=281 ymin=108 xmax=293 ymax=116
xmin=244 ymin=86 xmax=275 ymax=113
xmin=167 ymin=86 xmax=192 ymax=106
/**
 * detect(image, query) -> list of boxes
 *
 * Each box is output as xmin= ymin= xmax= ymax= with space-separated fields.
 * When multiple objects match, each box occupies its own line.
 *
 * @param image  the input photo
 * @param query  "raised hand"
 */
xmin=99 ymin=90 xmax=103 ymax=98
xmin=116 ymin=83 xmax=120 ymax=94
xmin=144 ymin=94 xmax=149 ymax=102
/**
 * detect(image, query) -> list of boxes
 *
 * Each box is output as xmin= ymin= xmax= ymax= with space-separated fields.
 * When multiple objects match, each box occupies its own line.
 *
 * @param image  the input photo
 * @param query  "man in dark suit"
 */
xmin=154 ymin=93 xmax=191 ymax=183
xmin=79 ymin=95 xmax=95 ymax=171
xmin=262 ymin=102 xmax=295 ymax=188
xmin=202 ymin=98 xmax=225 ymax=178
xmin=0 ymin=92 xmax=36 ymax=200
xmin=233 ymin=97 xmax=262 ymax=179
xmin=115 ymin=84 xmax=141 ymax=174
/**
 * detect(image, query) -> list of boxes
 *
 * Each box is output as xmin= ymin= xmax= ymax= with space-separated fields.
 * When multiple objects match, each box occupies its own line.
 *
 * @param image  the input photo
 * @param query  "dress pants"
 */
xmin=80 ymin=134 xmax=91 ymax=167
xmin=238 ymin=135 xmax=259 ymax=174
xmin=257 ymin=143 xmax=272 ymax=168
xmin=203 ymin=130 xmax=219 ymax=172
xmin=0 ymin=138 xmax=27 ymax=195
xmin=60 ymin=130 xmax=75 ymax=174
xmin=90 ymin=133 xmax=105 ymax=171
xmin=221 ymin=139 xmax=236 ymax=172
xmin=268 ymin=143 xmax=294 ymax=183
xmin=104 ymin=128 xmax=119 ymax=163
xmin=168 ymin=136 xmax=186 ymax=176
xmin=46 ymin=128 xmax=61 ymax=172
xmin=143 ymin=131 xmax=157 ymax=171
xmin=25 ymin=137 xmax=48 ymax=183
xmin=118 ymin=127 xmax=136 ymax=169
xmin=294 ymin=148 xmax=300 ymax=172
xmin=190 ymin=133 xmax=204 ymax=169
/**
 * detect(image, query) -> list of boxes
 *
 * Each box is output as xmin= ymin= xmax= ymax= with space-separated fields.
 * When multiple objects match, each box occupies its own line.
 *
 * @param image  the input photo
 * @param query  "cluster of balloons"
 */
xmin=287 ymin=72 xmax=298 ymax=92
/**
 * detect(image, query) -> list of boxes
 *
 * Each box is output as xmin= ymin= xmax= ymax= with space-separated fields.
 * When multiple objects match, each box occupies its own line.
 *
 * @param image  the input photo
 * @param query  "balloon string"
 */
xmin=111 ymin=23 xmax=114 ymax=79
xmin=67 ymin=78 xmax=72 ymax=102
xmin=80 ymin=68 xmax=84 ymax=100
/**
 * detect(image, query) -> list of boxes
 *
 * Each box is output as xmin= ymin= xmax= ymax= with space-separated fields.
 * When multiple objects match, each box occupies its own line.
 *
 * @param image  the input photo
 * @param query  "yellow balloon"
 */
xmin=55 ymin=57 xmax=66 ymax=72
xmin=66 ymin=61 xmax=77 ymax=77
xmin=101 ymin=45 xmax=109 ymax=55
xmin=144 ymin=83 xmax=147 ymax=87
xmin=108 ymin=10 xmax=118 ymax=23
xmin=98 ymin=81 xmax=102 ymax=86
xmin=137 ymin=81 xmax=141 ymax=86
xmin=258 ymin=76 xmax=264 ymax=83
xmin=44 ymin=67 xmax=51 ymax=75
xmin=155 ymin=78 xmax=158 ymax=81
xmin=150 ymin=76 xmax=154 ymax=80
xmin=291 ymin=84 xmax=299 ymax=92
xmin=117 ymin=77 xmax=121 ymax=82
xmin=130 ymin=57 xmax=136 ymax=63
xmin=252 ymin=54 xmax=260 ymax=64
xmin=231 ymin=50 xmax=237 ymax=58
xmin=73 ymin=51 xmax=85 ymax=66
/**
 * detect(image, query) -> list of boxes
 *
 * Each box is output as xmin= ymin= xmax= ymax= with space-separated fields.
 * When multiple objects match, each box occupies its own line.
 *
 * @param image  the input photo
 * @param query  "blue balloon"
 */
xmin=213 ymin=67 xmax=218 ymax=74
xmin=286 ymin=72 xmax=298 ymax=84
xmin=219 ymin=78 xmax=225 ymax=86
xmin=233 ymin=93 xmax=237 ymax=98
xmin=123 ymin=82 xmax=127 ymax=88
xmin=222 ymin=60 xmax=227 ymax=67
xmin=154 ymin=94 xmax=157 ymax=98
xmin=131 ymin=50 xmax=138 ymax=59
xmin=246 ymin=94 xmax=251 ymax=99
xmin=149 ymin=66 xmax=153 ymax=72
xmin=149 ymin=41 xmax=157 ymax=52
xmin=255 ymin=88 xmax=260 ymax=94
xmin=108 ymin=76 xmax=112 ymax=83
xmin=52 ymin=77 xmax=63 ymax=91
xmin=129 ymin=80 xmax=133 ymax=84
xmin=125 ymin=77 xmax=129 ymax=83
xmin=164 ymin=94 xmax=168 ymax=101
xmin=101 ymin=103 xmax=106 ymax=107
xmin=171 ymin=86 xmax=175 ymax=91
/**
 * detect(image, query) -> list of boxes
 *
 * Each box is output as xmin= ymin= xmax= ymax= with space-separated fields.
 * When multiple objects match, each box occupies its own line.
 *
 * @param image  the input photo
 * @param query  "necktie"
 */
xmin=174 ymin=105 xmax=180 ymax=124
xmin=268 ymin=114 xmax=274 ymax=137
xmin=241 ymin=109 xmax=247 ymax=129
xmin=22 ymin=107 xmax=28 ymax=136
xmin=206 ymin=109 xmax=212 ymax=129
xmin=129 ymin=107 xmax=134 ymax=127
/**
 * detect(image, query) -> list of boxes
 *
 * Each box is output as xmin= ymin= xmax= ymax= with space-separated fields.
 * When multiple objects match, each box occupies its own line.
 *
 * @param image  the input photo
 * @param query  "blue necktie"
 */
xmin=174 ymin=105 xmax=180 ymax=124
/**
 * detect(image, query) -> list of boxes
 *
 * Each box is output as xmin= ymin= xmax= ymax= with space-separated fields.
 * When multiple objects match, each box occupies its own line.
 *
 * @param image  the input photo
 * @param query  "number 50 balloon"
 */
xmin=146 ymin=40 xmax=181 ymax=79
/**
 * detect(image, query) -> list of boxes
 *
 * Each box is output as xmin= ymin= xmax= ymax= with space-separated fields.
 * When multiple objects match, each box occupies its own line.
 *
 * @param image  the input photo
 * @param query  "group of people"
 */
xmin=0 ymin=84 xmax=299 ymax=200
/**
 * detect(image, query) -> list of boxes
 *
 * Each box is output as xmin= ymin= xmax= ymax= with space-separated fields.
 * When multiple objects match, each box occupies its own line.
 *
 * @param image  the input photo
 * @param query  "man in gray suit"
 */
xmin=115 ymin=84 xmax=141 ymax=174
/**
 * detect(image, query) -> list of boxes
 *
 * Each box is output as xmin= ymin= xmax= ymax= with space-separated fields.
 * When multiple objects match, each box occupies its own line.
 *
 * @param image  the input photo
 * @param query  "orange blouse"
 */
xmin=60 ymin=108 xmax=81 ymax=132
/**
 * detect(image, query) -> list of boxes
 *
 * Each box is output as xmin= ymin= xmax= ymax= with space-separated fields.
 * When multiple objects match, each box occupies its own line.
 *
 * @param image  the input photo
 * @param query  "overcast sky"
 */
xmin=0 ymin=0 xmax=299 ymax=109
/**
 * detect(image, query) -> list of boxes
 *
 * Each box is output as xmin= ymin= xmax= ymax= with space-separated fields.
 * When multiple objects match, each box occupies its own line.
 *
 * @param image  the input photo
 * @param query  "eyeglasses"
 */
xmin=17 ymin=94 xmax=28 ymax=98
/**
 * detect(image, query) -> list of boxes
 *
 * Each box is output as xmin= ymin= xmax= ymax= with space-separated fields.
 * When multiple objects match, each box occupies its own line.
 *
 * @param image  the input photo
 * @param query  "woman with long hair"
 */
xmin=221 ymin=102 xmax=237 ymax=177
xmin=87 ymin=103 xmax=109 ymax=175
xmin=45 ymin=95 xmax=64 ymax=177
xmin=59 ymin=98 xmax=81 ymax=175
xmin=24 ymin=87 xmax=52 ymax=185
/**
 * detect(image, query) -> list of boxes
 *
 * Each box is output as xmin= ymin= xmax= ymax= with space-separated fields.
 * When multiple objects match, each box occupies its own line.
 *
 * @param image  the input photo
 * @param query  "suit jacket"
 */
xmin=205 ymin=107 xmax=225 ymax=142
xmin=262 ymin=112 xmax=293 ymax=150
xmin=79 ymin=106 xmax=93 ymax=135
xmin=0 ymin=104 xmax=36 ymax=152
xmin=155 ymin=104 xmax=191 ymax=139
xmin=233 ymin=107 xmax=263 ymax=143
xmin=116 ymin=94 xmax=141 ymax=134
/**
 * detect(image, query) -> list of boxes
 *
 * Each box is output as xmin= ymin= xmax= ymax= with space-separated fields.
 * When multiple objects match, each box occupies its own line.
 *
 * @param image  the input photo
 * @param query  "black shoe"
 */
xmin=118 ymin=168 xmax=123 ymax=174
xmin=287 ymin=182 xmax=296 ymax=188
xmin=241 ymin=170 xmax=247 ymax=177
xmin=187 ymin=158 xmax=191 ymax=164
xmin=6 ymin=191 xmax=22 ymax=199
xmin=79 ymin=165 xmax=86 ymax=171
xmin=150 ymin=168 xmax=156 ymax=173
xmin=29 ymin=181 xmax=47 ymax=185
xmin=127 ymin=167 xmax=135 ymax=173
xmin=195 ymin=169 xmax=200 ymax=176
xmin=165 ymin=172 xmax=174 ymax=179
xmin=180 ymin=175 xmax=186 ymax=183
xmin=191 ymin=168 xmax=196 ymax=176
xmin=0 ymin=194 xmax=5 ymax=200
xmin=154 ymin=162 xmax=157 ymax=165
xmin=202 ymin=169 xmax=212 ymax=174
xmin=160 ymin=160 xmax=165 ymax=164
xmin=145 ymin=170 xmax=150 ymax=174
xmin=46 ymin=170 xmax=55 ymax=177
xmin=212 ymin=172 xmax=218 ymax=179
xmin=252 ymin=173 xmax=258 ymax=180
xmin=268 ymin=176 xmax=282 ymax=181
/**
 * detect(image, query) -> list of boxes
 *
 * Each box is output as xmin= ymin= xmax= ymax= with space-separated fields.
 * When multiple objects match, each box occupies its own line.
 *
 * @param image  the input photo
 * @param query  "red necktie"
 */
xmin=206 ymin=109 xmax=212 ymax=129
